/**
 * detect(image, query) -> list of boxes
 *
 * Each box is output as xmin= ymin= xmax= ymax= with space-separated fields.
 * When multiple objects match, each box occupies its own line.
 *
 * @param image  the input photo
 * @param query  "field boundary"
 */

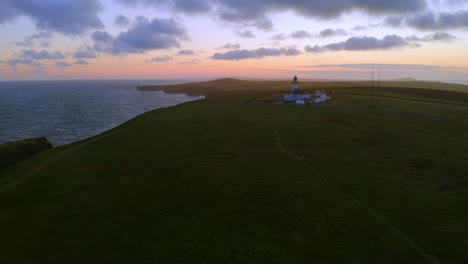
xmin=245 ymin=100 xmax=468 ymax=123
xmin=334 ymin=92 xmax=468 ymax=107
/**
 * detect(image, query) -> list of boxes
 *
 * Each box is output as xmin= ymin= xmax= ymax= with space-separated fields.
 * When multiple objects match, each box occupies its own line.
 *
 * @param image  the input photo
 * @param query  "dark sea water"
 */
xmin=0 ymin=80 xmax=204 ymax=146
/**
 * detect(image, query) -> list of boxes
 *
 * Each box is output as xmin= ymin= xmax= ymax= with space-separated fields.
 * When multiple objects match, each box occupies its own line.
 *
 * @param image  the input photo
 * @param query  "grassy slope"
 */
xmin=1 ymin=79 xmax=468 ymax=263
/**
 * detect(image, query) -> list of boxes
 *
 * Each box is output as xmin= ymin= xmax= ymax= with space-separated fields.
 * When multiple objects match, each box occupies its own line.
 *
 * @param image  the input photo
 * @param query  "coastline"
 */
xmin=136 ymin=78 xmax=280 ymax=98
xmin=1 ymin=78 xmax=468 ymax=263
xmin=0 ymin=80 xmax=203 ymax=147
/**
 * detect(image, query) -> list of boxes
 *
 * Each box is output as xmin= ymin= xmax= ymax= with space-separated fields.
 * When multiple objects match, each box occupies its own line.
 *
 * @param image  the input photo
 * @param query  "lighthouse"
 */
xmin=283 ymin=75 xmax=310 ymax=102
xmin=281 ymin=75 xmax=331 ymax=104
xmin=292 ymin=75 xmax=299 ymax=91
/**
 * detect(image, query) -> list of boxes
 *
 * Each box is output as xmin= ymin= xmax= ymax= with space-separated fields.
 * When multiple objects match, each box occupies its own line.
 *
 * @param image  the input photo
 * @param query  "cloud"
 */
xmin=298 ymin=63 xmax=466 ymax=71
xmin=280 ymin=28 xmax=347 ymax=41
xmin=0 ymin=2 xmax=20 ymax=24
xmin=220 ymin=0 xmax=427 ymax=30
xmin=14 ymin=32 xmax=53 ymax=47
xmin=319 ymin=28 xmax=347 ymax=38
xmin=407 ymin=11 xmax=468 ymax=30
xmin=384 ymin=16 xmax=404 ymax=27
xmin=117 ymin=0 xmax=428 ymax=30
xmin=92 ymin=31 xmax=114 ymax=43
xmin=220 ymin=10 xmax=274 ymax=30
xmin=7 ymin=58 xmax=43 ymax=68
xmin=406 ymin=32 xmax=457 ymax=42
xmin=180 ymin=59 xmax=200 ymax=64
xmin=236 ymin=30 xmax=255 ymax=38
xmin=22 ymin=49 xmax=65 ymax=60
xmin=171 ymin=0 xmax=212 ymax=14
xmin=386 ymin=10 xmax=468 ymax=30
xmin=92 ymin=16 xmax=188 ymax=55
xmin=177 ymin=49 xmax=195 ymax=55
xmin=4 ymin=0 xmax=437 ymax=35
xmin=148 ymin=55 xmax=173 ymax=62
xmin=212 ymin=47 xmax=302 ymax=60
xmin=114 ymin=14 xmax=131 ymax=28
xmin=251 ymin=18 xmax=274 ymax=31
xmin=424 ymin=32 xmax=458 ymax=42
xmin=1 ymin=0 xmax=103 ymax=35
xmin=221 ymin=43 xmax=241 ymax=49
xmin=73 ymin=48 xmax=97 ymax=59
xmin=304 ymin=45 xmax=322 ymax=53
xmin=55 ymin=61 xmax=72 ymax=67
xmin=270 ymin=33 xmax=289 ymax=41
xmin=305 ymin=35 xmax=413 ymax=53
xmin=116 ymin=0 xmax=212 ymax=14
xmin=75 ymin=59 xmax=89 ymax=65
xmin=352 ymin=25 xmax=367 ymax=31
xmin=291 ymin=30 xmax=313 ymax=39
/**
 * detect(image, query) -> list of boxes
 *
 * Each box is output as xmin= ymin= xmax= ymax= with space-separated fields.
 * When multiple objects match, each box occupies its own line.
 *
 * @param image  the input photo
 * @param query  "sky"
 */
xmin=0 ymin=0 xmax=468 ymax=82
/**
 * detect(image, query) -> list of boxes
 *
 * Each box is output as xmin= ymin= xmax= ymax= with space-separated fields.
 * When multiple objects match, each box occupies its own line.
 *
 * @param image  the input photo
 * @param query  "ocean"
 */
xmin=0 ymin=79 xmax=204 ymax=146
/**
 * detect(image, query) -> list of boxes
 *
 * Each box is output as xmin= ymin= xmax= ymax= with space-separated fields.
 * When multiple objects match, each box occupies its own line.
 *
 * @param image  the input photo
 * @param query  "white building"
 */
xmin=282 ymin=76 xmax=330 ymax=104
xmin=314 ymin=90 xmax=331 ymax=103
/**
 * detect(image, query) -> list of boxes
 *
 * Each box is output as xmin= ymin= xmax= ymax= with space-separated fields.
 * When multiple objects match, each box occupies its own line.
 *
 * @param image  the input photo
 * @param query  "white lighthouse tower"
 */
xmin=284 ymin=75 xmax=310 ymax=103
xmin=292 ymin=75 xmax=299 ymax=91
xmin=281 ymin=75 xmax=331 ymax=104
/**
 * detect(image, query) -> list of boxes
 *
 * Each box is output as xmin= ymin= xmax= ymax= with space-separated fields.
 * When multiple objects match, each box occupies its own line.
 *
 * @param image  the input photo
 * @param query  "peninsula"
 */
xmin=1 ymin=79 xmax=468 ymax=264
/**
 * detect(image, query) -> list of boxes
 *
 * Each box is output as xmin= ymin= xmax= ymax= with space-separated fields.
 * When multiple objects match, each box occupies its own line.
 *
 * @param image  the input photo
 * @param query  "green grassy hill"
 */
xmin=1 ymin=79 xmax=468 ymax=263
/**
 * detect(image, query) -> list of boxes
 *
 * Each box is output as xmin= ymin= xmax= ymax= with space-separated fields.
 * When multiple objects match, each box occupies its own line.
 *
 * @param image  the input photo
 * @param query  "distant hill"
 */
xmin=138 ymin=77 xmax=467 ymax=98
xmin=391 ymin=77 xmax=418 ymax=82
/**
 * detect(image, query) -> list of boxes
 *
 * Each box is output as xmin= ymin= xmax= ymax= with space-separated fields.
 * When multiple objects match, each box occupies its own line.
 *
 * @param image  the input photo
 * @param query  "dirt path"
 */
xmin=233 ymin=105 xmax=440 ymax=264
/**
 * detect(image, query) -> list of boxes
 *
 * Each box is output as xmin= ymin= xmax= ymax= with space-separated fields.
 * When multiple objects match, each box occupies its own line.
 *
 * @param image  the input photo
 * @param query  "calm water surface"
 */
xmin=0 ymin=80 xmax=204 ymax=146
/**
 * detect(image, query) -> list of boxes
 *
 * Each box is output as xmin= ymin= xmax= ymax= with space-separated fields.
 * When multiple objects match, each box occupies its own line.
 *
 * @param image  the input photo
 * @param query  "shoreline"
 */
xmin=0 ymin=81 xmax=203 ymax=147
xmin=137 ymin=78 xmax=468 ymax=99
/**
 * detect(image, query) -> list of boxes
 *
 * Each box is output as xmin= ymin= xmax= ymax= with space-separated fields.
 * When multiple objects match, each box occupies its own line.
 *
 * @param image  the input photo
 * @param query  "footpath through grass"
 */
xmin=0 ymin=80 xmax=467 ymax=263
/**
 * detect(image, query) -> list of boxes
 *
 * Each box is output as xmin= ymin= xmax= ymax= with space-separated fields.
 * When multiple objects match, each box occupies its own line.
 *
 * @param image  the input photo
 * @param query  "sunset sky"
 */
xmin=1 ymin=0 xmax=468 ymax=82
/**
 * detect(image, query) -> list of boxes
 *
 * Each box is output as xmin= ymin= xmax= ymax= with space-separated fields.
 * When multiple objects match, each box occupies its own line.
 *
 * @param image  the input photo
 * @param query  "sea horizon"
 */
xmin=2 ymin=77 xmax=467 ymax=86
xmin=0 ymin=79 xmax=204 ymax=146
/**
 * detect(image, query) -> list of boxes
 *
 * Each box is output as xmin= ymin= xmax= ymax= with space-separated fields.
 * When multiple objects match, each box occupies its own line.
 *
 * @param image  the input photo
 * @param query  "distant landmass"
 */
xmin=391 ymin=77 xmax=418 ymax=82
xmin=448 ymin=80 xmax=468 ymax=85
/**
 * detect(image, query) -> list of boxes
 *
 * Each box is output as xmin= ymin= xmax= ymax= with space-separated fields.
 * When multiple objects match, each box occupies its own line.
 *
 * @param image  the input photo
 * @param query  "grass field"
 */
xmin=1 ymin=79 xmax=468 ymax=263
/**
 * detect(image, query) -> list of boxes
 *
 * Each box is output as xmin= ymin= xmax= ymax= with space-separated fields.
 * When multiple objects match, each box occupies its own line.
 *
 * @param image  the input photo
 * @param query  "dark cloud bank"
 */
xmin=1 ymin=0 xmax=466 ymax=36
xmin=304 ymin=32 xmax=456 ymax=53
xmin=14 ymin=32 xmax=52 ymax=47
xmin=386 ymin=11 xmax=468 ymax=30
xmin=178 ymin=49 xmax=195 ymax=55
xmin=302 ymin=63 xmax=465 ymax=71
xmin=0 ymin=0 xmax=103 ymax=34
xmin=92 ymin=16 xmax=188 ymax=55
xmin=2 ymin=0 xmax=466 ymax=66
xmin=149 ymin=55 xmax=173 ymax=62
xmin=21 ymin=49 xmax=65 ymax=60
xmin=212 ymin=47 xmax=302 ymax=60
xmin=212 ymin=32 xmax=456 ymax=60
xmin=116 ymin=0 xmax=429 ymax=30
xmin=305 ymin=35 xmax=413 ymax=53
